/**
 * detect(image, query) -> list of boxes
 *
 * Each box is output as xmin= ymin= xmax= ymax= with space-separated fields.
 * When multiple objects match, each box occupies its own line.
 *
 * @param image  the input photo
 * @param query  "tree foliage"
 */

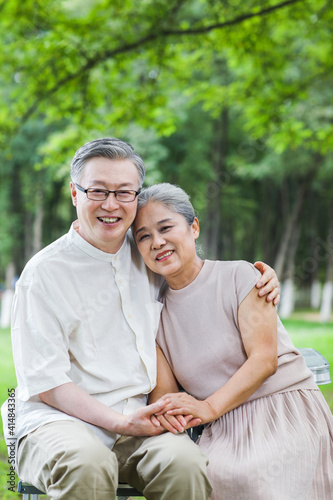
xmin=1 ymin=0 xmax=331 ymax=142
xmin=0 ymin=0 xmax=332 ymax=312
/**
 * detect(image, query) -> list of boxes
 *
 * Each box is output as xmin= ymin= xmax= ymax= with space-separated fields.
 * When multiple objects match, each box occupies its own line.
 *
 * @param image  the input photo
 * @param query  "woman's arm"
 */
xmin=149 ymin=348 xmax=202 ymax=432
xmin=155 ymin=286 xmax=278 ymax=424
xmin=149 ymin=347 xmax=180 ymax=403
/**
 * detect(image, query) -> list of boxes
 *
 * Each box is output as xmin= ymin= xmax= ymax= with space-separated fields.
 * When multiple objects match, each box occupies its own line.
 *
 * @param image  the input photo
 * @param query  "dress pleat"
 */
xmin=197 ymin=390 xmax=333 ymax=500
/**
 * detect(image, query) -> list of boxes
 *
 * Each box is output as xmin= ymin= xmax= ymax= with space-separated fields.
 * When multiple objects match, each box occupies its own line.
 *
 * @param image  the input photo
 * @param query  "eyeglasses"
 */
xmin=75 ymin=183 xmax=141 ymax=203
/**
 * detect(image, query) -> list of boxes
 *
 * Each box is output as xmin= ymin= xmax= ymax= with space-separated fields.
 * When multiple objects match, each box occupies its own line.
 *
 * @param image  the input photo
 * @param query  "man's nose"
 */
xmin=101 ymin=192 xmax=120 ymax=210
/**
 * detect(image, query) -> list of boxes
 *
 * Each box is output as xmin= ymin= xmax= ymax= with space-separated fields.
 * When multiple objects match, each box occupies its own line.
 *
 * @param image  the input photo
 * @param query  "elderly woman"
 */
xmin=133 ymin=183 xmax=333 ymax=500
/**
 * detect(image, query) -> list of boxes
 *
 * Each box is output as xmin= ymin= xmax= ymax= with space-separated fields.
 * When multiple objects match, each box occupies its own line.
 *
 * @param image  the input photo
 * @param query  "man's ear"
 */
xmin=70 ymin=182 xmax=77 ymax=207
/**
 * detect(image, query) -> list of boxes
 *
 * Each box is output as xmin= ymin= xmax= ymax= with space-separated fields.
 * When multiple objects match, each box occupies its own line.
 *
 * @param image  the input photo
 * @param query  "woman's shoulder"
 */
xmin=205 ymin=259 xmax=260 ymax=277
xmin=205 ymin=260 xmax=261 ymax=300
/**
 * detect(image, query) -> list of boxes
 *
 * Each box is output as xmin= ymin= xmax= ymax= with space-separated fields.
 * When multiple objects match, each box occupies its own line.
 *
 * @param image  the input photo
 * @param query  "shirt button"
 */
xmin=139 ymin=345 xmax=144 ymax=351
xmin=127 ymin=313 xmax=132 ymax=319
xmin=118 ymin=278 xmax=123 ymax=284
xmin=113 ymin=256 xmax=117 ymax=262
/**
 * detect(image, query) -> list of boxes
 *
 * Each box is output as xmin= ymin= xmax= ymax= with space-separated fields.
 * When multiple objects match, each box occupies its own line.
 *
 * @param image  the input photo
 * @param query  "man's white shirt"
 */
xmin=1 ymin=222 xmax=162 ymax=449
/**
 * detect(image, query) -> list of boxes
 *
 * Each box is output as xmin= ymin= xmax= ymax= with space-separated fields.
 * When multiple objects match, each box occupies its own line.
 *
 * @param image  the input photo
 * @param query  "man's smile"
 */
xmin=97 ymin=216 xmax=121 ymax=224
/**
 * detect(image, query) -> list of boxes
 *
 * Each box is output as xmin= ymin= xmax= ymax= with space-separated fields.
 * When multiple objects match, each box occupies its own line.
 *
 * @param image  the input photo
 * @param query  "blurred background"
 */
xmin=0 ymin=0 xmax=333 ymax=321
xmin=1 ymin=0 xmax=333 ymax=323
xmin=0 ymin=1 xmax=333 ymax=496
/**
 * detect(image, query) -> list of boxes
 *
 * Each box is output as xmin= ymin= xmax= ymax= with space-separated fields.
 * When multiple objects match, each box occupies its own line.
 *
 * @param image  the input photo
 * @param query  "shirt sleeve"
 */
xmin=12 ymin=280 xmax=73 ymax=401
xmin=234 ymin=260 xmax=262 ymax=307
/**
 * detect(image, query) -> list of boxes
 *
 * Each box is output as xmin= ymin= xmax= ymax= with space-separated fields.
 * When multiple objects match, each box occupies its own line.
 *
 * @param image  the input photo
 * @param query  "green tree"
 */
xmin=0 ymin=0 xmax=332 ymax=315
xmin=0 ymin=120 xmax=73 ymax=281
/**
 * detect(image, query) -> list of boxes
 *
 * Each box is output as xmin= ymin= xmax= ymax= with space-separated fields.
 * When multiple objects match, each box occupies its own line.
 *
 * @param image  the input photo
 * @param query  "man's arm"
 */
xmin=254 ymin=261 xmax=280 ymax=305
xmin=39 ymin=382 xmax=170 ymax=436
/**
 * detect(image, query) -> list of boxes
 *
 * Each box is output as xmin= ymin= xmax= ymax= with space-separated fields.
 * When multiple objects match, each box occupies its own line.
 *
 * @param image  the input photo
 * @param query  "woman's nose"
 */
xmin=152 ymin=233 xmax=166 ymax=249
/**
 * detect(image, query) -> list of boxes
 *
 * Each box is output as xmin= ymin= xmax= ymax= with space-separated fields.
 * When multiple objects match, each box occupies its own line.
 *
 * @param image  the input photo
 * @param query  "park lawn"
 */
xmin=0 ymin=316 xmax=332 ymax=498
xmin=283 ymin=315 xmax=333 ymax=410
xmin=0 ymin=327 xmax=20 ymax=499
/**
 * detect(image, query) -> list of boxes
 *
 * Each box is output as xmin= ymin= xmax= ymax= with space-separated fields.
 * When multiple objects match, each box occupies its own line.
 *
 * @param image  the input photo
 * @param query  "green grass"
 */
xmin=0 ymin=327 xmax=20 ymax=499
xmin=1 ymin=315 xmax=332 ymax=498
xmin=282 ymin=313 xmax=333 ymax=410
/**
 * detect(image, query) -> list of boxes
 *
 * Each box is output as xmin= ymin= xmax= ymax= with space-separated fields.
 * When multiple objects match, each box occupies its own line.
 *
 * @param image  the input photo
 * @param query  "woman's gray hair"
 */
xmin=70 ymin=137 xmax=145 ymax=187
xmin=137 ymin=183 xmax=196 ymax=226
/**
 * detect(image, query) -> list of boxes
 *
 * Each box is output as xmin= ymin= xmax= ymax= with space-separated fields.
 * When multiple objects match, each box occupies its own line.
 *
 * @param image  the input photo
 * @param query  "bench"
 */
xmin=297 ymin=348 xmax=331 ymax=385
xmin=18 ymin=481 xmax=143 ymax=499
xmin=16 ymin=347 xmax=331 ymax=499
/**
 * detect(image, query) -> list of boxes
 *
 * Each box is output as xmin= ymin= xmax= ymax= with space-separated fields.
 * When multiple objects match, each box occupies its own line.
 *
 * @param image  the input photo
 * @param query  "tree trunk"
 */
xmin=203 ymin=108 xmax=228 ymax=259
xmin=310 ymin=212 xmax=321 ymax=309
xmin=278 ymin=221 xmax=300 ymax=319
xmin=0 ymin=262 xmax=16 ymax=328
xmin=24 ymin=212 xmax=33 ymax=264
xmin=274 ymin=180 xmax=307 ymax=279
xmin=311 ymin=281 xmax=321 ymax=309
xmin=320 ymin=202 xmax=333 ymax=322
xmin=32 ymin=196 xmax=44 ymax=255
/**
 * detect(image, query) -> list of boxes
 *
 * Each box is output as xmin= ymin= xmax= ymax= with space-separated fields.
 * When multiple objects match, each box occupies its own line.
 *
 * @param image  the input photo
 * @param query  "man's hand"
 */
xmin=254 ymin=261 xmax=280 ymax=305
xmin=122 ymin=400 xmax=184 ymax=436
xmin=39 ymin=383 xmax=175 ymax=437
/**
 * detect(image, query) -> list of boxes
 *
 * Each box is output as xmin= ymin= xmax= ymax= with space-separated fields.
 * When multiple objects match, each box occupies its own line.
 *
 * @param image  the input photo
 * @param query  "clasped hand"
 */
xmin=151 ymin=393 xmax=215 ymax=434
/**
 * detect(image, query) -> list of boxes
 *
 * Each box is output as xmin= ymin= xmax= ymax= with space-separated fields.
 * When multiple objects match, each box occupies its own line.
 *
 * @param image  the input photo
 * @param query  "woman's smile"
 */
xmin=156 ymin=250 xmax=174 ymax=261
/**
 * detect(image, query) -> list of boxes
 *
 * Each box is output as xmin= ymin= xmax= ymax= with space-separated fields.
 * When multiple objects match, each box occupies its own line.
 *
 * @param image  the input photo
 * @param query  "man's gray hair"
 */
xmin=137 ymin=183 xmax=196 ymax=226
xmin=71 ymin=138 xmax=146 ymax=187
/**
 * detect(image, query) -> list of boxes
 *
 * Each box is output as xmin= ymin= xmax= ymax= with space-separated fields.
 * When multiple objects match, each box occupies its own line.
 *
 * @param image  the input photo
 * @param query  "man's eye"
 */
xmin=91 ymin=189 xmax=106 ymax=194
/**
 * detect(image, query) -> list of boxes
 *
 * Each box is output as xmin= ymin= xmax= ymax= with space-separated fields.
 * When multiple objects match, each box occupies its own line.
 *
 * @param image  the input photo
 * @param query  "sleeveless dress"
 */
xmin=156 ymin=260 xmax=333 ymax=500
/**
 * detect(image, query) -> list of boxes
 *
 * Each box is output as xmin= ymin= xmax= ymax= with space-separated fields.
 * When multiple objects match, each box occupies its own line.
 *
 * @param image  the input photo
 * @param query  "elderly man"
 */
xmin=2 ymin=138 xmax=279 ymax=500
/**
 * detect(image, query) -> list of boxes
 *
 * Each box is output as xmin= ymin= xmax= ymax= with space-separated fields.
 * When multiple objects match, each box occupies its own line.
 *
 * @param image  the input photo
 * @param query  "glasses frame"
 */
xmin=74 ymin=183 xmax=141 ymax=203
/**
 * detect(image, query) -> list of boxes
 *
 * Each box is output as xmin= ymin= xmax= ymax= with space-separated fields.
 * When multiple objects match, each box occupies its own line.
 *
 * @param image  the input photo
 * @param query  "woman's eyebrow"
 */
xmin=157 ymin=218 xmax=173 ymax=225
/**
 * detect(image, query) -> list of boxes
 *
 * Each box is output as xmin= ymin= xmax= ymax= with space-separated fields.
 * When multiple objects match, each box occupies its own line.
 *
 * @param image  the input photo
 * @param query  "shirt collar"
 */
xmin=69 ymin=221 xmax=128 ymax=263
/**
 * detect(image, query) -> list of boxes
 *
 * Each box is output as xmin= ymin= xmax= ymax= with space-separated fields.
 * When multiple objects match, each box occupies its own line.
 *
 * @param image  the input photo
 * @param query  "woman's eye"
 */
xmin=161 ymin=226 xmax=172 ymax=232
xmin=138 ymin=234 xmax=149 ymax=241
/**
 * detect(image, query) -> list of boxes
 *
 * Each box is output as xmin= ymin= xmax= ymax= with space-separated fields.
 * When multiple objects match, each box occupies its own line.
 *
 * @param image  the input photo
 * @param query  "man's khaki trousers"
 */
xmin=18 ymin=420 xmax=212 ymax=500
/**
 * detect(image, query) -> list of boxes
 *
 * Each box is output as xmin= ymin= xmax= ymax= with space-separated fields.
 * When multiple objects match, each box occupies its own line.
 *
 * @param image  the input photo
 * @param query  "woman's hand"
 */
xmin=154 ymin=393 xmax=216 ymax=425
xmin=152 ymin=412 xmax=202 ymax=434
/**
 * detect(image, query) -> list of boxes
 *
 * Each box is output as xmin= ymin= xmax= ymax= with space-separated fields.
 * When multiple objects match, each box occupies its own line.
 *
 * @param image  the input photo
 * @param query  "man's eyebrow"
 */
xmin=88 ymin=180 xmax=136 ymax=188
xmin=135 ymin=218 xmax=173 ymax=235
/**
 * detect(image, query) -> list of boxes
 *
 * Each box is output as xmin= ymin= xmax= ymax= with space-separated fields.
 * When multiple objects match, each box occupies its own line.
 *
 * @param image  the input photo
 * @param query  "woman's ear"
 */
xmin=192 ymin=217 xmax=200 ymax=240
